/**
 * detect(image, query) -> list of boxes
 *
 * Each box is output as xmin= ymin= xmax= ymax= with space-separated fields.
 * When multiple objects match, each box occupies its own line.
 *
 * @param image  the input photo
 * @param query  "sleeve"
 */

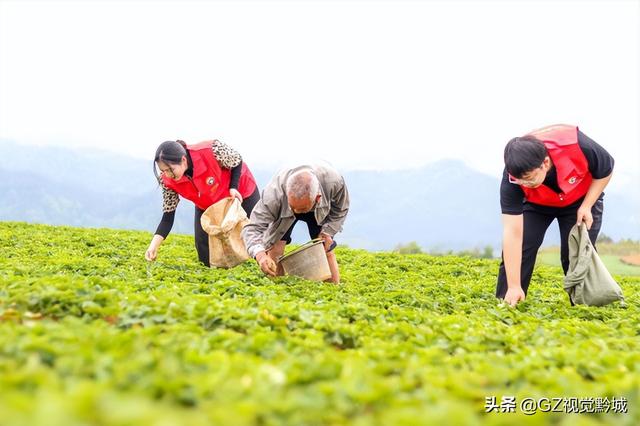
xmin=577 ymin=130 xmax=615 ymax=179
xmin=500 ymin=168 xmax=525 ymax=215
xmin=241 ymin=189 xmax=280 ymax=258
xmin=229 ymin=161 xmax=242 ymax=190
xmin=153 ymin=178 xmax=179 ymax=238
xmin=154 ymin=210 xmax=176 ymax=238
xmin=160 ymin=179 xmax=180 ymax=213
xmin=320 ymin=175 xmax=350 ymax=236
xmin=211 ymin=140 xmax=243 ymax=169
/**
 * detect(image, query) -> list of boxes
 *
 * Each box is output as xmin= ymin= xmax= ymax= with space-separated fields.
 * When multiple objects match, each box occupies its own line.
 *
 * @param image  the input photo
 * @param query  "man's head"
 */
xmin=286 ymin=170 xmax=321 ymax=214
xmin=504 ymin=136 xmax=552 ymax=188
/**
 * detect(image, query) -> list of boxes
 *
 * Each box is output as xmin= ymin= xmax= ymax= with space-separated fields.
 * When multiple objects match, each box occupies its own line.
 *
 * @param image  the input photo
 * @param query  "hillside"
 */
xmin=3 ymin=141 xmax=639 ymax=250
xmin=0 ymin=222 xmax=638 ymax=425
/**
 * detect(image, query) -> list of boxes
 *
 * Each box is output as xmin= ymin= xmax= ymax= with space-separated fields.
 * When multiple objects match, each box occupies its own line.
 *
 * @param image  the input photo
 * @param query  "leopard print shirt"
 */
xmin=160 ymin=140 xmax=243 ymax=213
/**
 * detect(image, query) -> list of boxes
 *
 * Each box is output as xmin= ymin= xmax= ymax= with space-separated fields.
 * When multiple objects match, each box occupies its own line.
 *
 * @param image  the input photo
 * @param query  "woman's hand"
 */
xmin=229 ymin=188 xmax=243 ymax=203
xmin=145 ymin=235 xmax=164 ymax=262
xmin=145 ymin=246 xmax=158 ymax=262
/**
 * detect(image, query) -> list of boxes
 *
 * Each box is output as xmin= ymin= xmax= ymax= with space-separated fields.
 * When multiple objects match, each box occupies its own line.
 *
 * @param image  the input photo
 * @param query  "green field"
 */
xmin=1 ymin=222 xmax=638 ymax=426
xmin=537 ymin=246 xmax=640 ymax=277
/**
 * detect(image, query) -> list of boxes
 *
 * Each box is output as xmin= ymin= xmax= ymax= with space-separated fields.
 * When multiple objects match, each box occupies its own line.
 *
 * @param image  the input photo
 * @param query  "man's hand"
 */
xmin=256 ymin=251 xmax=277 ymax=276
xmin=576 ymin=205 xmax=593 ymax=230
xmin=319 ymin=232 xmax=333 ymax=252
xmin=229 ymin=188 xmax=243 ymax=203
xmin=504 ymin=287 xmax=525 ymax=307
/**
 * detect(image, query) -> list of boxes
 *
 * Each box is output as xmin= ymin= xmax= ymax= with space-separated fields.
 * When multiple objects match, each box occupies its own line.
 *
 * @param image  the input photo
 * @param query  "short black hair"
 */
xmin=504 ymin=136 xmax=547 ymax=178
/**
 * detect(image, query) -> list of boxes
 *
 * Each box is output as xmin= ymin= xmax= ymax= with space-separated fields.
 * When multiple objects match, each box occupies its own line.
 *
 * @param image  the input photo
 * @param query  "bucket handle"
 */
xmin=278 ymin=238 xmax=324 ymax=262
xmin=298 ymin=238 xmax=323 ymax=251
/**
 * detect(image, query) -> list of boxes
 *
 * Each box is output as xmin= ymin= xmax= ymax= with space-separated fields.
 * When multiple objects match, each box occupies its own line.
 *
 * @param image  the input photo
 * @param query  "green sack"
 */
xmin=564 ymin=223 xmax=625 ymax=306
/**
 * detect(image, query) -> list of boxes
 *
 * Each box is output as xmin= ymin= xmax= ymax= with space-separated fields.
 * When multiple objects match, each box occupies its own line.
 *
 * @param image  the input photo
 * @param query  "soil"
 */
xmin=620 ymin=254 xmax=640 ymax=266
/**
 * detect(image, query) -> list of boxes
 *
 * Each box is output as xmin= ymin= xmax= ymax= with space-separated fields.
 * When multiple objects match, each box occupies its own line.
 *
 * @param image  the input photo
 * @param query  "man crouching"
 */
xmin=241 ymin=163 xmax=350 ymax=283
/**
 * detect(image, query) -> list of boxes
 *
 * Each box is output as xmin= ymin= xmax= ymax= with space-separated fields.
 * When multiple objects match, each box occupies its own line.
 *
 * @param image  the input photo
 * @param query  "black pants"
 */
xmin=495 ymin=198 xmax=604 ymax=298
xmin=281 ymin=211 xmax=337 ymax=251
xmin=194 ymin=188 xmax=260 ymax=267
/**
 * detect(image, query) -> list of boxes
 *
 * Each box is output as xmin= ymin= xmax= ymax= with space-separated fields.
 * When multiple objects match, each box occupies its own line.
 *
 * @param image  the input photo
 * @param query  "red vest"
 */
xmin=161 ymin=141 xmax=257 ymax=211
xmin=517 ymin=124 xmax=592 ymax=207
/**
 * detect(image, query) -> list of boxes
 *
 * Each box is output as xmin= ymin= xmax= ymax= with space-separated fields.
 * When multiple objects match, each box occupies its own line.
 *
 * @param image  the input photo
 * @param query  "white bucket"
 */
xmin=278 ymin=239 xmax=331 ymax=281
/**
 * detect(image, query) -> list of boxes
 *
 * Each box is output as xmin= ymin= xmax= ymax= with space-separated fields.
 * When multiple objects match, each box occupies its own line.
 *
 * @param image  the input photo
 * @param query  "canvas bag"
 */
xmin=564 ymin=223 xmax=625 ymax=306
xmin=200 ymin=197 xmax=250 ymax=268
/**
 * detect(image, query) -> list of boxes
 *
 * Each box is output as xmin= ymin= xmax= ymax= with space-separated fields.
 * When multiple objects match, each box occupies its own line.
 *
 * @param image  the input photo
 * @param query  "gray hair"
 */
xmin=286 ymin=170 xmax=320 ymax=201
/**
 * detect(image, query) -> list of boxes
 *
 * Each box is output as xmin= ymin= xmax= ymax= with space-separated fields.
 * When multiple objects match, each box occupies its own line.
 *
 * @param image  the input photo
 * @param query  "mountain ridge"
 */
xmin=3 ymin=141 xmax=638 ymax=250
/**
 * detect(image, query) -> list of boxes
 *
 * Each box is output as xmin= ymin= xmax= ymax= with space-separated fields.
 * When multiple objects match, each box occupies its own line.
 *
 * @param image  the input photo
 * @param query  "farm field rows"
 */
xmin=0 ymin=222 xmax=638 ymax=426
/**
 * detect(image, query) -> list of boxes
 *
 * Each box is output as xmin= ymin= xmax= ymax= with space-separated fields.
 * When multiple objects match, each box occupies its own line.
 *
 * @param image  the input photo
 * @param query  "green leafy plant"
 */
xmin=0 ymin=222 xmax=638 ymax=425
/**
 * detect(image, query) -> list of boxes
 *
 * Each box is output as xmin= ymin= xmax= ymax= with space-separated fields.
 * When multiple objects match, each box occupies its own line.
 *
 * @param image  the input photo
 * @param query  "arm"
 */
xmin=212 ymin=139 xmax=243 ymax=170
xmin=229 ymin=161 xmax=242 ymax=191
xmin=499 ymin=169 xmax=526 ymax=306
xmin=576 ymin=130 xmax=614 ymax=229
xmin=154 ymin=210 xmax=176 ymax=238
xmin=212 ymin=140 xmax=244 ymax=200
xmin=576 ymin=174 xmax=612 ymax=228
xmin=320 ymin=176 xmax=350 ymax=237
xmin=502 ymin=213 xmax=526 ymax=306
xmin=241 ymin=194 xmax=279 ymax=259
xmin=146 ymin=211 xmax=175 ymax=261
xmin=146 ymin=181 xmax=179 ymax=261
xmin=241 ymin=196 xmax=280 ymax=276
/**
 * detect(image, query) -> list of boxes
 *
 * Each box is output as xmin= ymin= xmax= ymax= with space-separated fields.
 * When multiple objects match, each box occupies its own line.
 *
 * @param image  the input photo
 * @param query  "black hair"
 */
xmin=153 ymin=140 xmax=187 ymax=180
xmin=504 ymin=135 xmax=548 ymax=178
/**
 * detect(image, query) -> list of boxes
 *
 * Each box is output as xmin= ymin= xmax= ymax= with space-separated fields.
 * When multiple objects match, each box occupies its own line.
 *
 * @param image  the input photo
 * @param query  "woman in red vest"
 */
xmin=144 ymin=139 xmax=260 ymax=266
xmin=497 ymin=125 xmax=614 ymax=306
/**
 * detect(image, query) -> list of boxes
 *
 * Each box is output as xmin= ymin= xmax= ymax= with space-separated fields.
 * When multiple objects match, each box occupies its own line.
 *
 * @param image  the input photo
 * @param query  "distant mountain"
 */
xmin=342 ymin=160 xmax=502 ymax=250
xmin=3 ymin=141 xmax=639 ymax=250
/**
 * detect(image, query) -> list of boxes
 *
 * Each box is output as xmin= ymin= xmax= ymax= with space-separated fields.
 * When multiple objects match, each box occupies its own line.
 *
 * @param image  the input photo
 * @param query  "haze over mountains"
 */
xmin=3 ymin=141 xmax=638 ymax=251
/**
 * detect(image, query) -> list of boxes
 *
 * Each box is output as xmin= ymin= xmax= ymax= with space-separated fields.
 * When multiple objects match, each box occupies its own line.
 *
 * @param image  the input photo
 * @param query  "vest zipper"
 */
xmin=187 ymin=176 xmax=201 ymax=197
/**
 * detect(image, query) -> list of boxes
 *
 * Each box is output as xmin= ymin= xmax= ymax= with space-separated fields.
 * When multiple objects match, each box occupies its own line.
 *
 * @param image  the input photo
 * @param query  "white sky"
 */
xmin=1 ymin=0 xmax=638 ymax=184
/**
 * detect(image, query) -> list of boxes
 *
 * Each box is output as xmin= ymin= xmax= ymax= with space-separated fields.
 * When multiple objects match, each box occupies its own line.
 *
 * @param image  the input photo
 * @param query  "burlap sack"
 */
xmin=200 ymin=197 xmax=250 ymax=268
